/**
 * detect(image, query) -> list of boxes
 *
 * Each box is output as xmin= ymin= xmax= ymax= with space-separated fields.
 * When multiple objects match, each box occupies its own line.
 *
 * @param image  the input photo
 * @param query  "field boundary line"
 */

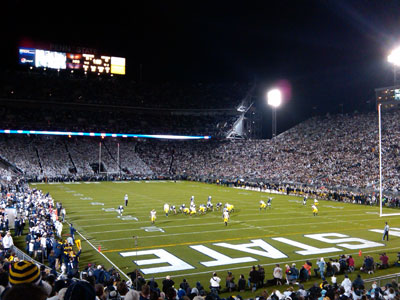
xmin=65 ymin=220 xmax=130 ymax=281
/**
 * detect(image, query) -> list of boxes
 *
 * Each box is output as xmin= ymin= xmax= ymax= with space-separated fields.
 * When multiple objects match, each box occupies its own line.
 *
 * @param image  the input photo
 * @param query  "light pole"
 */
xmin=267 ymin=89 xmax=282 ymax=138
xmin=387 ymin=46 xmax=400 ymax=85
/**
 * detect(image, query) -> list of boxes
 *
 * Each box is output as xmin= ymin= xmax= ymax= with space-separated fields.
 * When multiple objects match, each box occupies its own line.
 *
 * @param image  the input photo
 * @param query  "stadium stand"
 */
xmin=2 ymin=69 xmax=400 ymax=299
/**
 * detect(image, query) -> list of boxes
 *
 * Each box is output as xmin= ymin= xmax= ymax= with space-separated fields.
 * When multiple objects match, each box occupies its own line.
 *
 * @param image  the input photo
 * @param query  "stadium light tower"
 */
xmin=267 ymin=88 xmax=282 ymax=138
xmin=387 ymin=46 xmax=400 ymax=85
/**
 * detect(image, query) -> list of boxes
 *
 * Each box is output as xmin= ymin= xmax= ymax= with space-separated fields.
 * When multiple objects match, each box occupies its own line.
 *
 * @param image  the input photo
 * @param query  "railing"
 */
xmin=11 ymin=245 xmax=54 ymax=273
xmin=363 ymin=272 xmax=400 ymax=288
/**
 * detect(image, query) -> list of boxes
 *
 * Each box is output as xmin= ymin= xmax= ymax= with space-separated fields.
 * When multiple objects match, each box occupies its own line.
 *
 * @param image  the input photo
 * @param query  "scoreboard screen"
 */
xmin=395 ymin=89 xmax=400 ymax=101
xmin=19 ymin=48 xmax=35 ymax=65
xmin=35 ymin=49 xmax=66 ymax=69
xmin=82 ymin=54 xmax=111 ymax=74
xmin=18 ymin=47 xmax=125 ymax=75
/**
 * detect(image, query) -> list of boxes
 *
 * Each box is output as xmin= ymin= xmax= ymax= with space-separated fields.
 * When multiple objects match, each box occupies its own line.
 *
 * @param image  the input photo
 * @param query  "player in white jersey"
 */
xmin=170 ymin=205 xmax=177 ymax=214
xmin=150 ymin=209 xmax=157 ymax=224
xmin=312 ymin=204 xmax=318 ymax=216
xmin=303 ymin=196 xmax=307 ymax=206
xmin=118 ymin=205 xmax=124 ymax=216
xmin=223 ymin=210 xmax=230 ymax=226
xmin=267 ymin=197 xmax=272 ymax=208
xmin=190 ymin=196 xmax=195 ymax=207
xmin=207 ymin=196 xmax=213 ymax=211
xmin=164 ymin=203 xmax=170 ymax=217
xmin=124 ymin=194 xmax=129 ymax=206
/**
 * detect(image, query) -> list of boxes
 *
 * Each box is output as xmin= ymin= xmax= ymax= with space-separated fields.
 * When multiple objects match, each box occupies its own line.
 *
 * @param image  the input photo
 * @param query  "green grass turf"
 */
xmin=23 ymin=180 xmax=400 ymax=298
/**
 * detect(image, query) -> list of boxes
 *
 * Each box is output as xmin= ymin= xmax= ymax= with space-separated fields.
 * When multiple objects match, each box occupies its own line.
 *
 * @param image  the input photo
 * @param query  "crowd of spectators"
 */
xmin=2 ymin=109 xmax=400 ymax=198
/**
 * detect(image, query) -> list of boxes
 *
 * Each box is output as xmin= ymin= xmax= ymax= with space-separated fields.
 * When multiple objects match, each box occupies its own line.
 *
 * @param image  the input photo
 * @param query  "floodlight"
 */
xmin=267 ymin=89 xmax=282 ymax=107
xmin=388 ymin=46 xmax=400 ymax=66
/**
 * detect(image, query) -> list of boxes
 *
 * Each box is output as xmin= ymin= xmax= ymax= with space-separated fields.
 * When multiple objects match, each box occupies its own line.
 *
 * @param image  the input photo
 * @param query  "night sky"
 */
xmin=3 ymin=1 xmax=400 ymax=137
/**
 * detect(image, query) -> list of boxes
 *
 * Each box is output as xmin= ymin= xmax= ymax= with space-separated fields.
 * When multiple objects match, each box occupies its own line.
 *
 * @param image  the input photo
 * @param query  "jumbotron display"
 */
xmin=19 ymin=47 xmax=126 ymax=75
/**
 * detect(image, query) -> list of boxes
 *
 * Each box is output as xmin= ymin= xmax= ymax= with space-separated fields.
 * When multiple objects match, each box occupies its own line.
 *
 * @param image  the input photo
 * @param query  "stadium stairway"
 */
xmin=64 ymin=142 xmax=78 ymax=173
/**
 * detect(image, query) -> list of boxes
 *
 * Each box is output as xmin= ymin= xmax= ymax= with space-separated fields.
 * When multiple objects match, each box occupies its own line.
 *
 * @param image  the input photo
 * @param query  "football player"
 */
xmin=312 ymin=204 xmax=318 ymax=216
xmin=216 ymin=202 xmax=223 ymax=211
xmin=207 ymin=196 xmax=213 ymax=211
xmin=150 ymin=209 xmax=157 ymax=224
xmin=225 ymin=203 xmax=234 ymax=213
xmin=267 ymin=197 xmax=272 ymax=209
xmin=199 ymin=204 xmax=206 ymax=214
xmin=314 ymin=198 xmax=319 ymax=206
xmin=223 ymin=209 xmax=230 ymax=226
xmin=259 ymin=200 xmax=266 ymax=211
xmin=189 ymin=206 xmax=196 ymax=216
xmin=170 ymin=205 xmax=177 ymax=214
xmin=117 ymin=205 xmax=124 ymax=216
xmin=179 ymin=204 xmax=186 ymax=213
xmin=164 ymin=203 xmax=170 ymax=217
xmin=303 ymin=196 xmax=307 ymax=206
xmin=190 ymin=195 xmax=195 ymax=207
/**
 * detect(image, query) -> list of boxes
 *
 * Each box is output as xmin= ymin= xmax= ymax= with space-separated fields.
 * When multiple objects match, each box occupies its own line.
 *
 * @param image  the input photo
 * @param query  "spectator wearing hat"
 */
xmin=8 ymin=260 xmax=52 ymax=297
xmin=318 ymin=289 xmax=327 ymax=300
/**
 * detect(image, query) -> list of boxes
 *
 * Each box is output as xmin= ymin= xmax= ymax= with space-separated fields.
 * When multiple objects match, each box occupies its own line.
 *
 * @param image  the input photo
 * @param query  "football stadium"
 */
xmin=3 ymin=2 xmax=400 ymax=300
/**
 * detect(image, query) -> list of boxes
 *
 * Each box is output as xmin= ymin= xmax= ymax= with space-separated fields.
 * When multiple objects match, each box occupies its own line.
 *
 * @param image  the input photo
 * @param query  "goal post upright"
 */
xmin=379 ymin=103 xmax=383 ymax=217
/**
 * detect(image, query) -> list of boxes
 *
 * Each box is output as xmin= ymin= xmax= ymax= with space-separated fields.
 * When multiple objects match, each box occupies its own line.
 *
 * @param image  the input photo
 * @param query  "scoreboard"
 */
xmin=19 ymin=47 xmax=125 ymax=75
xmin=375 ymin=85 xmax=400 ymax=109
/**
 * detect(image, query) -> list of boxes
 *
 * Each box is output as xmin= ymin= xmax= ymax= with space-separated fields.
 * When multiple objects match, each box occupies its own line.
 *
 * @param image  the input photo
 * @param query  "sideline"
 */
xmin=65 ymin=220 xmax=130 ymax=281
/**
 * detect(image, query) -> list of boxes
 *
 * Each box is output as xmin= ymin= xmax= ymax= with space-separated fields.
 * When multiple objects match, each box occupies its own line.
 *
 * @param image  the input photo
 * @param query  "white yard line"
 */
xmin=75 ymin=210 xmax=376 ymax=225
xmin=65 ymin=220 xmax=130 ymax=281
xmin=92 ymin=216 xmax=382 ymax=240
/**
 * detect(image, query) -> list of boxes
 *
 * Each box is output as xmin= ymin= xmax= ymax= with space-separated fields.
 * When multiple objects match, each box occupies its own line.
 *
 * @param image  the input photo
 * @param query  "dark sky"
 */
xmin=3 ymin=0 xmax=400 ymax=137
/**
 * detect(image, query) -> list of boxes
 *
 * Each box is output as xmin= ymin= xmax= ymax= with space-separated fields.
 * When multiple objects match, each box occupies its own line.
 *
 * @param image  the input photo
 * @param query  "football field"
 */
xmin=30 ymin=180 xmax=400 ymax=292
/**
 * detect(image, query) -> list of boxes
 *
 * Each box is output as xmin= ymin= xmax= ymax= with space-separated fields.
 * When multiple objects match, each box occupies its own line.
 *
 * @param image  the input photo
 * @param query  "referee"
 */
xmin=382 ymin=222 xmax=389 ymax=241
